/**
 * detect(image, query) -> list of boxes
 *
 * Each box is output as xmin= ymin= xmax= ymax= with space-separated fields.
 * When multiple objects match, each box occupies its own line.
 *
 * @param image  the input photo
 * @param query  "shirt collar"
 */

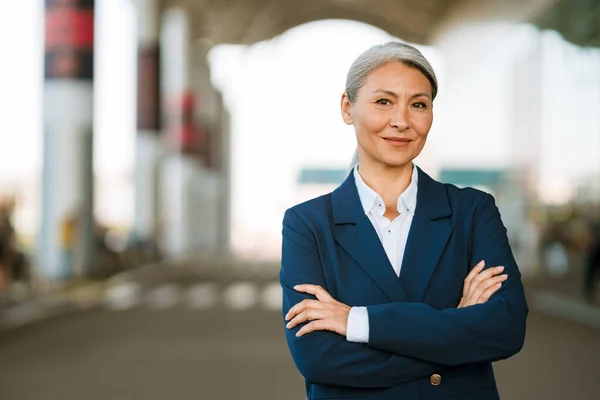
xmin=354 ymin=164 xmax=419 ymax=216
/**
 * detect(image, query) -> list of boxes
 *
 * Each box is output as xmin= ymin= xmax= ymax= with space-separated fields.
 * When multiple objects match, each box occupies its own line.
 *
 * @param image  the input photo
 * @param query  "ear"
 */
xmin=340 ymin=92 xmax=353 ymax=125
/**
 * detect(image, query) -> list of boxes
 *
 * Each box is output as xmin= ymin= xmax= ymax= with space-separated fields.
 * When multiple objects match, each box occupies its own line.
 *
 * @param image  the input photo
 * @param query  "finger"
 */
xmin=285 ymin=299 xmax=323 ymax=321
xmin=286 ymin=309 xmax=323 ymax=330
xmin=477 ymin=282 xmax=502 ymax=303
xmin=471 ymin=274 xmax=508 ymax=300
xmin=296 ymin=320 xmax=330 ymax=337
xmin=477 ymin=273 xmax=508 ymax=293
xmin=460 ymin=296 xmax=476 ymax=308
xmin=463 ymin=260 xmax=485 ymax=295
xmin=285 ymin=299 xmax=308 ymax=321
xmin=478 ymin=282 xmax=502 ymax=303
xmin=294 ymin=284 xmax=334 ymax=302
xmin=474 ymin=266 xmax=505 ymax=285
xmin=467 ymin=266 xmax=505 ymax=297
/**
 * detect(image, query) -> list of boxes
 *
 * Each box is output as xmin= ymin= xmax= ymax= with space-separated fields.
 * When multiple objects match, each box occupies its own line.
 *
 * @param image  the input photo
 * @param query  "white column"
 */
xmin=189 ymin=42 xmax=224 ymax=252
xmin=159 ymin=6 xmax=197 ymax=257
xmin=216 ymin=94 xmax=232 ymax=252
xmin=40 ymin=0 xmax=95 ymax=280
xmin=133 ymin=0 xmax=163 ymax=246
xmin=510 ymin=32 xmax=543 ymax=185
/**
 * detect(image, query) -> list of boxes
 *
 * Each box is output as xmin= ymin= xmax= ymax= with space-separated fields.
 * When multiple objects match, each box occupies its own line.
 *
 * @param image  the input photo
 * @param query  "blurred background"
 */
xmin=0 ymin=0 xmax=599 ymax=399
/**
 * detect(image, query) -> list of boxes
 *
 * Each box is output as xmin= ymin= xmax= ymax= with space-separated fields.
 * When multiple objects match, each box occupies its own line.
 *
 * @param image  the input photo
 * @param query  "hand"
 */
xmin=458 ymin=260 xmax=507 ymax=308
xmin=285 ymin=284 xmax=351 ymax=337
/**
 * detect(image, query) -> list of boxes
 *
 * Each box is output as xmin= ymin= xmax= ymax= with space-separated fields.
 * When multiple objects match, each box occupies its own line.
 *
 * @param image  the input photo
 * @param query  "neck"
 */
xmin=357 ymin=159 xmax=414 ymax=209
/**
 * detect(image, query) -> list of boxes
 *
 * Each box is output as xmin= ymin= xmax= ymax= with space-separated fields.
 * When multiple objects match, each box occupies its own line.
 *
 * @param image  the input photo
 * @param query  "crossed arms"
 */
xmin=280 ymin=194 xmax=528 ymax=388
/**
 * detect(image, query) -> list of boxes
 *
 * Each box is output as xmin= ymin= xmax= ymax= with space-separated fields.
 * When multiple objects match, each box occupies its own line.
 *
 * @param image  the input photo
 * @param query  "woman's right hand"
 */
xmin=458 ymin=260 xmax=507 ymax=308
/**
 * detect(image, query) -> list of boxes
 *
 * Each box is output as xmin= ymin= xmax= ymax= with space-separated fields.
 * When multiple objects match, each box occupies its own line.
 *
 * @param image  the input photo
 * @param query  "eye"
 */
xmin=375 ymin=98 xmax=391 ymax=106
xmin=412 ymin=101 xmax=428 ymax=109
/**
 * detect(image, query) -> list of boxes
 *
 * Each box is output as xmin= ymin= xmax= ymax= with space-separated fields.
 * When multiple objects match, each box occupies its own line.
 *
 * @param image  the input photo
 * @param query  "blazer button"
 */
xmin=430 ymin=374 xmax=442 ymax=386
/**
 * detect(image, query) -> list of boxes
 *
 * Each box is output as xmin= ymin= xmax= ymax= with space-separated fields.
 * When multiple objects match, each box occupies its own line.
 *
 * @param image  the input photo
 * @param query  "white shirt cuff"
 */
xmin=346 ymin=306 xmax=369 ymax=343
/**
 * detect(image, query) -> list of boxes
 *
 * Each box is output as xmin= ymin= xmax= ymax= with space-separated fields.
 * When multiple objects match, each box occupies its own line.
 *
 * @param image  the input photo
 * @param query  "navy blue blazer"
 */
xmin=280 ymin=166 xmax=528 ymax=400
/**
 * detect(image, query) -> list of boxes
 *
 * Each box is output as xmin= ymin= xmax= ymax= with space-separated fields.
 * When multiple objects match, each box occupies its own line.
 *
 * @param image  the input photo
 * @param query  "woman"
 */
xmin=280 ymin=42 xmax=528 ymax=400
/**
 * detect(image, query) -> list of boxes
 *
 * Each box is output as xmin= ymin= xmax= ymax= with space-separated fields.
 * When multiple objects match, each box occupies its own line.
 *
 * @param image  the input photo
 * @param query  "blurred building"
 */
xmin=0 ymin=0 xmax=598 ymax=281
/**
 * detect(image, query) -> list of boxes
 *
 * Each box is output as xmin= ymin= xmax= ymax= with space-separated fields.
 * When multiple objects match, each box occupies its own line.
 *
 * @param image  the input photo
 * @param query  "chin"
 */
xmin=380 ymin=152 xmax=412 ymax=166
xmin=378 ymin=157 xmax=412 ymax=168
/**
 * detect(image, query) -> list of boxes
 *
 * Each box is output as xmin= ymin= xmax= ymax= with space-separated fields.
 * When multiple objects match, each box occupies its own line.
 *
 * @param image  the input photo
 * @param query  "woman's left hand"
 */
xmin=285 ymin=284 xmax=351 ymax=337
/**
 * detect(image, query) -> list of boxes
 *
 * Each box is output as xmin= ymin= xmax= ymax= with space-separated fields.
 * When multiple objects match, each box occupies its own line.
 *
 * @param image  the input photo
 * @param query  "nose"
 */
xmin=390 ymin=106 xmax=409 ymax=131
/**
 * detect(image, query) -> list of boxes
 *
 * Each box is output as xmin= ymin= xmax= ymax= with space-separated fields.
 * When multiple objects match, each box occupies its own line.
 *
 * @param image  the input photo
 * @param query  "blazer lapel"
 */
xmin=331 ymin=172 xmax=409 ymax=303
xmin=399 ymin=168 xmax=454 ymax=302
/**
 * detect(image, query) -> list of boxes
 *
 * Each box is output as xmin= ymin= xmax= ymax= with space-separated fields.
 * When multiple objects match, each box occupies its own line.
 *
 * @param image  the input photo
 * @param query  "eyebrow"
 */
xmin=371 ymin=89 xmax=431 ymax=100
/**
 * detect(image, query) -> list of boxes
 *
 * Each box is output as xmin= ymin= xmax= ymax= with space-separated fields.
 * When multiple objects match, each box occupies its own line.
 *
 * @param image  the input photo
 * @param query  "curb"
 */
xmin=0 ymin=294 xmax=86 ymax=332
xmin=105 ymin=253 xmax=280 ymax=288
xmin=0 ymin=254 xmax=227 ymax=333
xmin=0 ymin=281 xmax=106 ymax=333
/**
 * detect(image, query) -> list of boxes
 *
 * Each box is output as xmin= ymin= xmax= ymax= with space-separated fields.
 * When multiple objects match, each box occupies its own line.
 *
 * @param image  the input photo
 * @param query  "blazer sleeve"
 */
xmin=281 ymin=208 xmax=443 ymax=388
xmin=365 ymin=193 xmax=529 ymax=366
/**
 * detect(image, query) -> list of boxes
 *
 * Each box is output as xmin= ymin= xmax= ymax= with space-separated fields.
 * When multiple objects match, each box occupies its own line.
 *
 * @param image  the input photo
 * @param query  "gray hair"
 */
xmin=345 ymin=41 xmax=438 ymax=103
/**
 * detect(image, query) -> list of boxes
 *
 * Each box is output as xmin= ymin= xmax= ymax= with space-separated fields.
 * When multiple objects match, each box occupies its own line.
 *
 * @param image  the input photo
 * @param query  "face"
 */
xmin=341 ymin=62 xmax=433 ymax=169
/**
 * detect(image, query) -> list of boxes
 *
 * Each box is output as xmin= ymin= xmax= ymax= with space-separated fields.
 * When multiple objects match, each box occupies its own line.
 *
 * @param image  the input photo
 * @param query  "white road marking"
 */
xmin=105 ymin=281 xmax=141 ymax=310
xmin=146 ymin=284 xmax=180 ymax=310
xmin=187 ymin=283 xmax=218 ymax=309
xmin=261 ymin=282 xmax=282 ymax=311
xmin=223 ymin=282 xmax=259 ymax=310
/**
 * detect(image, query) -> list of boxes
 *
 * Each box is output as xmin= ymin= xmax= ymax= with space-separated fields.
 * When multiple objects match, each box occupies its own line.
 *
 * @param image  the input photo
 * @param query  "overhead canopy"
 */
xmin=533 ymin=0 xmax=600 ymax=47
xmin=159 ymin=0 xmax=598 ymax=48
xmin=167 ymin=0 xmax=455 ymax=45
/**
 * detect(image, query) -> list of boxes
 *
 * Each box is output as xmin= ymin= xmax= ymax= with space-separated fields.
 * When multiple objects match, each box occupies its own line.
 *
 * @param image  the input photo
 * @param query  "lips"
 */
xmin=382 ymin=137 xmax=412 ymax=147
xmin=383 ymin=137 xmax=411 ymax=142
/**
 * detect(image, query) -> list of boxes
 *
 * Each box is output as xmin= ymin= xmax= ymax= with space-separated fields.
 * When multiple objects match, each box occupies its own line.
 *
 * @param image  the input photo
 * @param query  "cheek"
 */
xmin=356 ymin=109 xmax=388 ymax=134
xmin=412 ymin=113 xmax=433 ymax=137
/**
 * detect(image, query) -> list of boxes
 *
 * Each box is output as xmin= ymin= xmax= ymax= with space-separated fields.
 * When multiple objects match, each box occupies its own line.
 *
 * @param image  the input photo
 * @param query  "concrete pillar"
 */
xmin=504 ymin=34 xmax=543 ymax=277
xmin=510 ymin=32 xmax=543 ymax=187
xmin=159 ymin=6 xmax=201 ymax=257
xmin=159 ymin=7 xmax=233 ymax=256
xmin=188 ymin=42 xmax=224 ymax=252
xmin=133 ymin=0 xmax=162 ymax=253
xmin=215 ymin=92 xmax=232 ymax=252
xmin=40 ymin=0 xmax=95 ymax=280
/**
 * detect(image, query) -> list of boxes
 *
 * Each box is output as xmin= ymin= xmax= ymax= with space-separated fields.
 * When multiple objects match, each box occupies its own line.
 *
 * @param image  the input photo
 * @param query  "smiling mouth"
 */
xmin=382 ymin=137 xmax=412 ymax=147
xmin=383 ymin=137 xmax=411 ymax=142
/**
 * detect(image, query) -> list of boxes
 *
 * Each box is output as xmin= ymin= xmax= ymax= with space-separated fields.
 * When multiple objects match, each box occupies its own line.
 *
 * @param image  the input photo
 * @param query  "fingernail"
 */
xmin=284 ymin=314 xmax=289 ymax=320
xmin=502 ymin=274 xmax=508 ymax=279
xmin=478 ymin=260 xmax=485 ymax=267
xmin=295 ymin=332 xmax=301 ymax=337
xmin=293 ymin=285 xmax=299 ymax=290
xmin=286 ymin=322 xmax=291 ymax=329
xmin=498 ymin=266 xmax=505 ymax=271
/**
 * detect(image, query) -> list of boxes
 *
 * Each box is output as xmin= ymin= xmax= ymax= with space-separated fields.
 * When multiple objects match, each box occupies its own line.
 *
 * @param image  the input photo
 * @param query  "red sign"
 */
xmin=45 ymin=9 xmax=94 ymax=49
xmin=165 ymin=92 xmax=208 ymax=159
xmin=44 ymin=0 xmax=94 ymax=80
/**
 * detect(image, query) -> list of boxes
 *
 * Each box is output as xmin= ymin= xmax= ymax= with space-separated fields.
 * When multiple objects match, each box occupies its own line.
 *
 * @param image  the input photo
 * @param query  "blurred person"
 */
xmin=583 ymin=205 xmax=600 ymax=303
xmin=544 ymin=237 xmax=569 ymax=278
xmin=0 ymin=230 xmax=7 ymax=297
xmin=0 ymin=198 xmax=16 ymax=297
xmin=281 ymin=42 xmax=528 ymax=400
xmin=59 ymin=208 xmax=79 ymax=275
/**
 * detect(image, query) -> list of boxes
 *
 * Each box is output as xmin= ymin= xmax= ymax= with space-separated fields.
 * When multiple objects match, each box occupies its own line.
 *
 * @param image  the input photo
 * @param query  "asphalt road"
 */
xmin=0 ymin=293 xmax=599 ymax=400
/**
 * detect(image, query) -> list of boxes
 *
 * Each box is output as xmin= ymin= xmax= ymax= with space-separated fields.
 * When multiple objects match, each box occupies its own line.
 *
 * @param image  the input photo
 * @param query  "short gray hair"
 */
xmin=345 ymin=41 xmax=438 ymax=103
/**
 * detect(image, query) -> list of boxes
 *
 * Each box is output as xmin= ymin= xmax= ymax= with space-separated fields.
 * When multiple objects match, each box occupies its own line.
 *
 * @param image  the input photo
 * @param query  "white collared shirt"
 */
xmin=346 ymin=164 xmax=419 ymax=343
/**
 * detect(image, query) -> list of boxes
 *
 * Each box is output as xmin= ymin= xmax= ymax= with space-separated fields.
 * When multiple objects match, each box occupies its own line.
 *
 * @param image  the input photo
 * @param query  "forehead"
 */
xmin=362 ymin=62 xmax=432 ymax=93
